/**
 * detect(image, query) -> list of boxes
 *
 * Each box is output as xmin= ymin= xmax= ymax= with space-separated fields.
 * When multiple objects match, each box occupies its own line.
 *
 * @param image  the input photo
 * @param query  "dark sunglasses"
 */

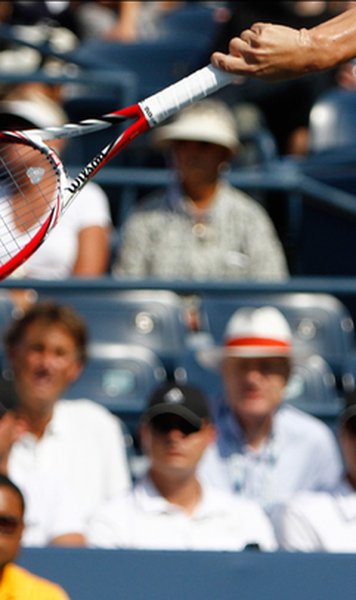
xmin=150 ymin=415 xmax=201 ymax=437
xmin=0 ymin=515 xmax=22 ymax=535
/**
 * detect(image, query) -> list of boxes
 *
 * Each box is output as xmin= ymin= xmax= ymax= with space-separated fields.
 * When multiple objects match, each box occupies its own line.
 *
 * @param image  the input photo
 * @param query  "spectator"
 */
xmin=114 ymin=99 xmax=288 ymax=281
xmin=196 ymin=306 xmax=343 ymax=511
xmin=0 ymin=376 xmax=86 ymax=547
xmin=271 ymin=403 xmax=356 ymax=552
xmin=87 ymin=382 xmax=277 ymax=551
xmin=6 ymin=301 xmax=131 ymax=525
xmin=0 ymin=473 xmax=70 ymax=599
xmin=0 ymin=84 xmax=113 ymax=281
xmin=74 ymin=1 xmax=184 ymax=42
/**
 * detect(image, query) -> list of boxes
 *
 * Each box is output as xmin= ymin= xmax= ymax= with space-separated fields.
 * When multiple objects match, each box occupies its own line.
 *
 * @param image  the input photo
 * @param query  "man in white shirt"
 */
xmin=271 ymin=403 xmax=356 ymax=552
xmin=88 ymin=382 xmax=277 ymax=551
xmin=0 ymin=375 xmax=85 ymax=546
xmin=5 ymin=301 xmax=131 ymax=525
xmin=197 ymin=306 xmax=343 ymax=511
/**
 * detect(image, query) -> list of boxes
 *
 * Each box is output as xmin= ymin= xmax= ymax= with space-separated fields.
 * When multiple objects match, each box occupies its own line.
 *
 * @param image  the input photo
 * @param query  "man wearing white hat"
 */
xmin=113 ymin=99 xmax=288 ymax=281
xmin=197 ymin=306 xmax=343 ymax=511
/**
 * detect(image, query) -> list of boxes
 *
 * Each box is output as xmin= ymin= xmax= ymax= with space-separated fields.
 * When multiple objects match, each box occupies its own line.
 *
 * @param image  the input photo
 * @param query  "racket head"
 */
xmin=0 ymin=132 xmax=64 ymax=280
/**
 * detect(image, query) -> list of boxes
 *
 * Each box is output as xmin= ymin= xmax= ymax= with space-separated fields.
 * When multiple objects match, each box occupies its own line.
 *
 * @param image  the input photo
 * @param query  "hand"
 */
xmin=211 ymin=22 xmax=312 ymax=83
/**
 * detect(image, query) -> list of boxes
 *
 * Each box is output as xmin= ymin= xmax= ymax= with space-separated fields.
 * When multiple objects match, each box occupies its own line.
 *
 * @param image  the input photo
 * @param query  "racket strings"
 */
xmin=0 ymin=140 xmax=59 ymax=265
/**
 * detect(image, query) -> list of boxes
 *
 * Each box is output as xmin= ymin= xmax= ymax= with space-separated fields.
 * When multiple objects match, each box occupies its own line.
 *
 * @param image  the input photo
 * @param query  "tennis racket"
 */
xmin=0 ymin=64 xmax=237 ymax=280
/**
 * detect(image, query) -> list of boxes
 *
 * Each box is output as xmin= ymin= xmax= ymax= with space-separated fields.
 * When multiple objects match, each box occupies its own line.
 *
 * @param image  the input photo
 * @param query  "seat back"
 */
xmin=39 ymin=289 xmax=188 ymax=376
xmin=72 ymin=38 xmax=209 ymax=99
xmin=309 ymin=88 xmax=356 ymax=153
xmin=65 ymin=343 xmax=166 ymax=425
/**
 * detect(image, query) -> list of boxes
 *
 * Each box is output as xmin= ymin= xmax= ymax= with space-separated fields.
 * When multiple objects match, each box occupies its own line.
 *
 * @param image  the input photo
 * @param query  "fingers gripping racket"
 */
xmin=0 ymin=65 xmax=237 ymax=280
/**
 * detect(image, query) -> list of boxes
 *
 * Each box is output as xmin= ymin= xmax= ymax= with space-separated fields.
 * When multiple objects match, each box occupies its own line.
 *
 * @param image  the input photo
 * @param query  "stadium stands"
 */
xmin=3 ymin=7 xmax=356 ymax=595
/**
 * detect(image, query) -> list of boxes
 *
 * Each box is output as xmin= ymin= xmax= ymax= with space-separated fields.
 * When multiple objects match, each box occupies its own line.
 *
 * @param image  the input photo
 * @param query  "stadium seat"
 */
xmin=0 ymin=291 xmax=16 ymax=359
xmin=308 ymin=88 xmax=356 ymax=153
xmin=160 ymin=4 xmax=222 ymax=46
xmin=71 ymin=38 xmax=210 ymax=99
xmin=199 ymin=293 xmax=355 ymax=381
xmin=65 ymin=342 xmax=166 ymax=423
xmin=38 ymin=289 xmax=189 ymax=376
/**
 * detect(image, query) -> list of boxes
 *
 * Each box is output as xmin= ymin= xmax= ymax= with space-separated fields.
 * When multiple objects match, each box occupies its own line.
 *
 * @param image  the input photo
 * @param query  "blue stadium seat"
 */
xmin=160 ymin=4 xmax=222 ymax=46
xmin=308 ymin=88 xmax=356 ymax=153
xmin=65 ymin=342 xmax=166 ymax=423
xmin=199 ymin=293 xmax=355 ymax=381
xmin=38 ymin=289 xmax=189 ymax=376
xmin=0 ymin=291 xmax=16 ymax=359
xmin=71 ymin=38 xmax=209 ymax=99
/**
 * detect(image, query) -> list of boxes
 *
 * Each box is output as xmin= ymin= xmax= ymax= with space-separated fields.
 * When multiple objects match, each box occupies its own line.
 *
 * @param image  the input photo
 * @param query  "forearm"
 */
xmin=307 ymin=7 xmax=356 ymax=72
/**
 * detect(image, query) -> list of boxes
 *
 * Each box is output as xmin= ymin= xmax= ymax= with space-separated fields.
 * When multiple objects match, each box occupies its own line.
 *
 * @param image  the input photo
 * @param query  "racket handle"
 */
xmin=139 ymin=64 xmax=238 ymax=127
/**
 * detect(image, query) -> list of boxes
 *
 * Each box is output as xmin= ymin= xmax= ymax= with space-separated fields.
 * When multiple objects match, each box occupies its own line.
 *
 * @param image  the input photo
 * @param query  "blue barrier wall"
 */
xmin=17 ymin=547 xmax=356 ymax=600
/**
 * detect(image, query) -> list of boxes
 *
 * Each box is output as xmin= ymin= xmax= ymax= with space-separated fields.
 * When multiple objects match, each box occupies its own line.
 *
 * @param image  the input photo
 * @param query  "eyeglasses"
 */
xmin=150 ymin=415 xmax=201 ymax=437
xmin=0 ymin=516 xmax=22 ymax=535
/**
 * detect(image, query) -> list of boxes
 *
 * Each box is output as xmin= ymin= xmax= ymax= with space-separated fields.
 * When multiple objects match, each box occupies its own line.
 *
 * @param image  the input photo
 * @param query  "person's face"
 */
xmin=221 ymin=356 xmax=290 ymax=424
xmin=173 ymin=140 xmax=230 ymax=187
xmin=9 ymin=321 xmax=83 ymax=414
xmin=141 ymin=414 xmax=215 ymax=477
xmin=0 ymin=487 xmax=24 ymax=569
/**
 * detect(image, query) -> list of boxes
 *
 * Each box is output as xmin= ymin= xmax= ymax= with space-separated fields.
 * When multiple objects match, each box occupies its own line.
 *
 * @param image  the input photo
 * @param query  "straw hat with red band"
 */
xmin=197 ymin=306 xmax=293 ymax=370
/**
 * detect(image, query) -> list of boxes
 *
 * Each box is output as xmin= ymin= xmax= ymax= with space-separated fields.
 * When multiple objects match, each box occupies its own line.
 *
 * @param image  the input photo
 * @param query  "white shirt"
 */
xmin=87 ymin=474 xmax=277 ymax=551
xmin=198 ymin=403 xmax=343 ymax=511
xmin=10 ymin=464 xmax=86 ymax=547
xmin=8 ymin=400 xmax=131 ymax=523
xmin=10 ymin=180 xmax=111 ymax=279
xmin=271 ymin=479 xmax=356 ymax=552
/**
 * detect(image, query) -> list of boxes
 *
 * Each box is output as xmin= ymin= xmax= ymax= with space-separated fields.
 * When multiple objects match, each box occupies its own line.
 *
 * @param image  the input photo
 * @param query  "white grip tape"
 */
xmin=139 ymin=64 xmax=236 ymax=127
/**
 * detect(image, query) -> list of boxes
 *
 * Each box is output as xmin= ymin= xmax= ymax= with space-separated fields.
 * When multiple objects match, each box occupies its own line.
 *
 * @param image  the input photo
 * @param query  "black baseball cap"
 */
xmin=143 ymin=383 xmax=210 ymax=429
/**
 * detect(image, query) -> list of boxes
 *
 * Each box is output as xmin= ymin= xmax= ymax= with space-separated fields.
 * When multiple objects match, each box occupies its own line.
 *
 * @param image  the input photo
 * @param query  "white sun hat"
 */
xmin=153 ymin=99 xmax=239 ymax=154
xmin=0 ymin=92 xmax=67 ymax=129
xmin=197 ymin=306 xmax=293 ymax=370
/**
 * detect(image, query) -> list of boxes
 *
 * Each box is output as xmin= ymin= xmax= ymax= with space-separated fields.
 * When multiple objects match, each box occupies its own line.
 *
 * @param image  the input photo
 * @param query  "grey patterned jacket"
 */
xmin=113 ymin=180 xmax=289 ymax=281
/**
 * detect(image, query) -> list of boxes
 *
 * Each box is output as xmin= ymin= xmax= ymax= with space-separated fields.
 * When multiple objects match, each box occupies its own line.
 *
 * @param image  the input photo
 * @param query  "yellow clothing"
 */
xmin=0 ymin=563 xmax=70 ymax=600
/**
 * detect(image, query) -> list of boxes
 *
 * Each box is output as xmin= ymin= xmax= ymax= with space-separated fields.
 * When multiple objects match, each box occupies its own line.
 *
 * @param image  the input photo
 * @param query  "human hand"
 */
xmin=211 ymin=22 xmax=312 ymax=82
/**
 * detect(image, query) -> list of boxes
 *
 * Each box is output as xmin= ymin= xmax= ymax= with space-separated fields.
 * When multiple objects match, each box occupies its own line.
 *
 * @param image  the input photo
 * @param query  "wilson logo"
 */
xmin=67 ymin=152 xmax=106 ymax=193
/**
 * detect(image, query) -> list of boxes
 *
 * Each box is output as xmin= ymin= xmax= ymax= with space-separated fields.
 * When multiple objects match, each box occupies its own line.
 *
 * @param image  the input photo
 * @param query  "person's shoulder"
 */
xmin=93 ymin=485 xmax=135 ymax=518
xmin=275 ymin=489 xmax=337 ymax=524
xmin=203 ymin=481 xmax=265 ymax=514
xmin=219 ymin=181 xmax=271 ymax=215
xmin=276 ymin=404 xmax=334 ymax=438
xmin=57 ymin=399 xmax=118 ymax=423
xmin=128 ymin=189 xmax=170 ymax=216
xmin=4 ymin=564 xmax=69 ymax=599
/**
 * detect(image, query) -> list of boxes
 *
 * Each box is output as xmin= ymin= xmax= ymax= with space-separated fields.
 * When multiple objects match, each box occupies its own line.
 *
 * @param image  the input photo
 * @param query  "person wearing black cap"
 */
xmin=271 ymin=402 xmax=356 ymax=552
xmin=87 ymin=382 xmax=277 ymax=551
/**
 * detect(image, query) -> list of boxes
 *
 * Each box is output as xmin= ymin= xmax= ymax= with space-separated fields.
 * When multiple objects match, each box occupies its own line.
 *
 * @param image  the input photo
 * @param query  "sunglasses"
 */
xmin=0 ymin=515 xmax=22 ymax=535
xmin=150 ymin=415 xmax=201 ymax=437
